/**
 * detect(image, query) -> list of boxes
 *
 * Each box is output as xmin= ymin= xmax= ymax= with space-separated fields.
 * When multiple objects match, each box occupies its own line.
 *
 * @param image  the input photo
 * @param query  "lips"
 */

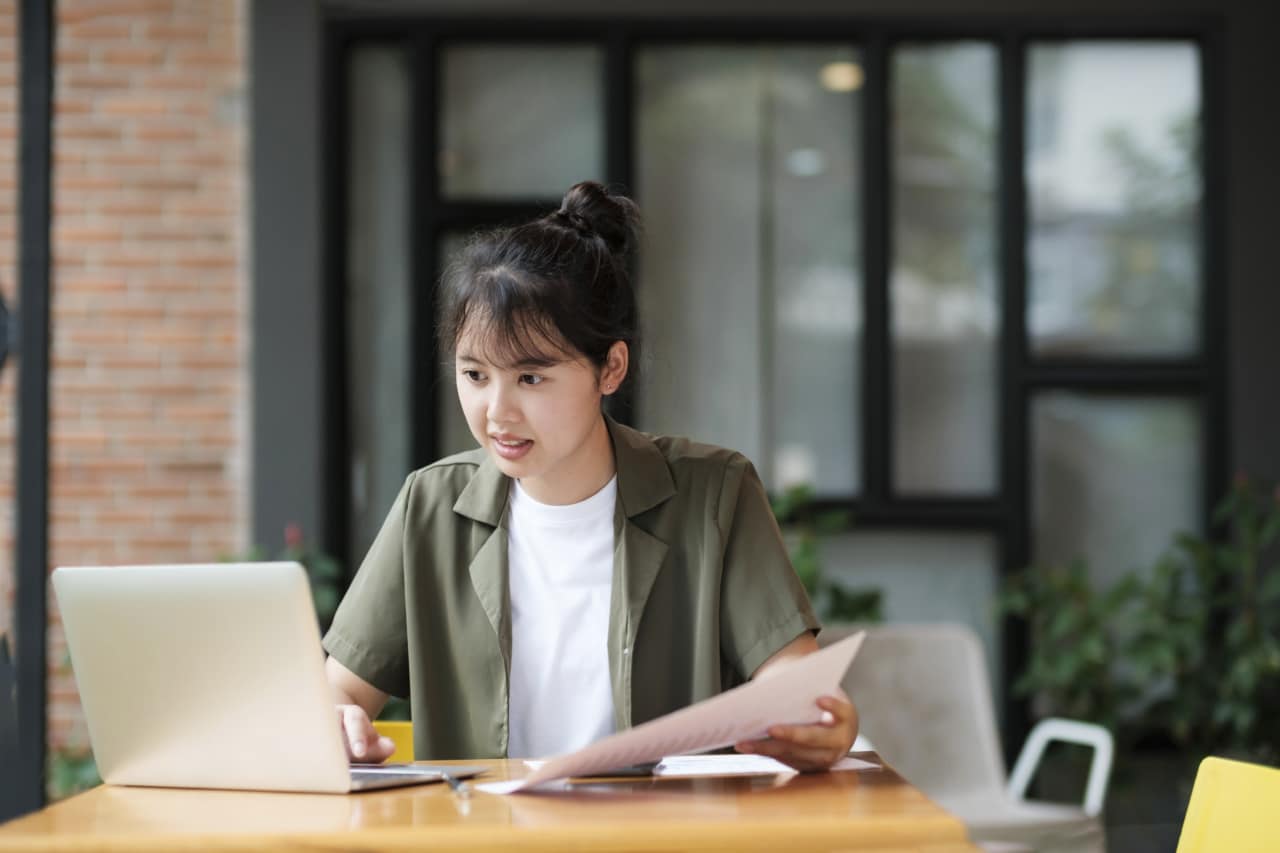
xmin=490 ymin=434 xmax=533 ymax=462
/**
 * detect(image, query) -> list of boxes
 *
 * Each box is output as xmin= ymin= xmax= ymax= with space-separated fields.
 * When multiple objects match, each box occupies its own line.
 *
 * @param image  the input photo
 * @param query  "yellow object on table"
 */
xmin=371 ymin=720 xmax=414 ymax=763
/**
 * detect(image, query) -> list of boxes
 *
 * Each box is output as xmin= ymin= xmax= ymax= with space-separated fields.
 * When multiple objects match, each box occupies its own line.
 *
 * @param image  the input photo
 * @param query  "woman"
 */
xmin=322 ymin=181 xmax=857 ymax=772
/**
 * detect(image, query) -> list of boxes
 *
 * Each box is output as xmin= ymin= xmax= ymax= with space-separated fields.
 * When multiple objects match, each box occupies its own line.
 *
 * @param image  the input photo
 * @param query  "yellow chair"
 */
xmin=372 ymin=720 xmax=414 ymax=763
xmin=1177 ymin=756 xmax=1280 ymax=852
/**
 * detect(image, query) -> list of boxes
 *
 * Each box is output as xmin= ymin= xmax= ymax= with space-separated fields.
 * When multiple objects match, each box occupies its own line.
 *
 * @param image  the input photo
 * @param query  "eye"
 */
xmin=519 ymin=374 xmax=544 ymax=386
xmin=462 ymin=369 xmax=485 ymax=383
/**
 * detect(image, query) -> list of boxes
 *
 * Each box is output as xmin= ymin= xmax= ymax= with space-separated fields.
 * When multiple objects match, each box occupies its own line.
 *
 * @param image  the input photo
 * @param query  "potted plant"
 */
xmin=999 ymin=475 xmax=1280 ymax=833
xmin=770 ymin=484 xmax=882 ymax=624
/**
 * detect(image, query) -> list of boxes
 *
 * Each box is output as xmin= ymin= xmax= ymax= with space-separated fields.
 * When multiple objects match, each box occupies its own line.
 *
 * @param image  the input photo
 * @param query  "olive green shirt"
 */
xmin=322 ymin=416 xmax=820 ymax=760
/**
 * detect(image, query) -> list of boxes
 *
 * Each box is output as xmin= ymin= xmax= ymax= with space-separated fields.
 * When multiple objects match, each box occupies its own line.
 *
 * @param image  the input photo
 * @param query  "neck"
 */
xmin=518 ymin=415 xmax=616 ymax=505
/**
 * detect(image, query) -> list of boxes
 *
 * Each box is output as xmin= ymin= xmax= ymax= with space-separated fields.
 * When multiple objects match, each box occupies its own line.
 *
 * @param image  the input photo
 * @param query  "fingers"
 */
xmin=368 ymin=735 xmax=396 ymax=762
xmin=735 ymin=695 xmax=859 ymax=772
xmin=337 ymin=705 xmax=397 ymax=763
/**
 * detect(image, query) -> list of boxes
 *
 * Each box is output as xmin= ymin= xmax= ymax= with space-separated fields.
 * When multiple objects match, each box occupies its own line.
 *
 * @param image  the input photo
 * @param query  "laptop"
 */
xmin=52 ymin=561 xmax=486 ymax=793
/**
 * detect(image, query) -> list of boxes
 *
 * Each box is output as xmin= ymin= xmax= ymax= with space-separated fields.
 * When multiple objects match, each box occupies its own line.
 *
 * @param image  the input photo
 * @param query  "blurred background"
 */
xmin=2 ymin=0 xmax=1278 ymax=844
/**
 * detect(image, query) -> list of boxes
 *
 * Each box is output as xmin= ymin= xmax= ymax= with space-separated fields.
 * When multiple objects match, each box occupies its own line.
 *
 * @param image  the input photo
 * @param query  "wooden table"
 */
xmin=0 ymin=754 xmax=975 ymax=851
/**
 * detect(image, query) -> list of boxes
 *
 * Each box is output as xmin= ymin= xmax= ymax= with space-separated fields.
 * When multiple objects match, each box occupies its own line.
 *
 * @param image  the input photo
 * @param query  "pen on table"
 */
xmin=441 ymin=771 xmax=471 ymax=798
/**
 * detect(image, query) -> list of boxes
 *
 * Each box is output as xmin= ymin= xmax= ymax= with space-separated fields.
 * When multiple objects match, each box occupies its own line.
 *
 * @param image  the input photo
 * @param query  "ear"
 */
xmin=600 ymin=341 xmax=630 ymax=395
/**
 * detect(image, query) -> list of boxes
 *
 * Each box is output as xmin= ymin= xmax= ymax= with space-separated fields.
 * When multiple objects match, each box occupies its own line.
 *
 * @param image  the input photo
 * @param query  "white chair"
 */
xmin=821 ymin=623 xmax=1113 ymax=853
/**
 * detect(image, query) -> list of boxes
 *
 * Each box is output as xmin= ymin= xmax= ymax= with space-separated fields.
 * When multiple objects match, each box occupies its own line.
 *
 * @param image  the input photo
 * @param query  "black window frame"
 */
xmin=321 ymin=14 xmax=1227 ymax=751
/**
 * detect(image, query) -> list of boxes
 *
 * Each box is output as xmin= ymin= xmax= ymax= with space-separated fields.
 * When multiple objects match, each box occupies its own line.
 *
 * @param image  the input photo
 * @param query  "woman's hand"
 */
xmin=336 ymin=703 xmax=397 ymax=764
xmin=733 ymin=692 xmax=858 ymax=773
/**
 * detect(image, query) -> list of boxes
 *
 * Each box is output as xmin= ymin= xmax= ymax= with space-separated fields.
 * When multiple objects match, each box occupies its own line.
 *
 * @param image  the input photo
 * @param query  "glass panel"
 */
xmin=347 ymin=45 xmax=412 ymax=559
xmin=437 ymin=232 xmax=477 ymax=458
xmin=0 ymin=307 xmax=12 ymax=646
xmin=1032 ymin=393 xmax=1202 ymax=591
xmin=820 ymin=532 xmax=1002 ymax=700
xmin=1027 ymin=42 xmax=1202 ymax=357
xmin=440 ymin=44 xmax=604 ymax=199
xmin=891 ymin=43 xmax=999 ymax=495
xmin=0 ymin=0 xmax=13 ymax=650
xmin=637 ymin=46 xmax=863 ymax=495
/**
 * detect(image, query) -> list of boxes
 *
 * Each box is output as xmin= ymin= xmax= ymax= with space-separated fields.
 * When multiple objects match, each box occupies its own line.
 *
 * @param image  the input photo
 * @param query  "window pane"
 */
xmin=440 ymin=45 xmax=604 ymax=199
xmin=1032 ymin=393 xmax=1202 ymax=591
xmin=1027 ymin=42 xmax=1202 ymax=357
xmin=347 ymin=45 xmax=412 ymax=558
xmin=637 ymin=46 xmax=863 ymax=495
xmin=820 ymin=532 xmax=1002 ymax=699
xmin=437 ymin=232 xmax=476 ymax=458
xmin=891 ymin=43 xmax=999 ymax=495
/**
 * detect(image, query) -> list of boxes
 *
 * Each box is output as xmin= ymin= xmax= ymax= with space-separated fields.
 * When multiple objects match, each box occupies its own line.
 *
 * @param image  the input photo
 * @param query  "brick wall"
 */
xmin=0 ymin=0 xmax=247 ymax=755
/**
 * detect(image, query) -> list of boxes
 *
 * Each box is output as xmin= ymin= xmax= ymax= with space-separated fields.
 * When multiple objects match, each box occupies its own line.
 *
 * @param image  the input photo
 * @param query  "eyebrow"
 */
xmin=456 ymin=351 xmax=562 ymax=370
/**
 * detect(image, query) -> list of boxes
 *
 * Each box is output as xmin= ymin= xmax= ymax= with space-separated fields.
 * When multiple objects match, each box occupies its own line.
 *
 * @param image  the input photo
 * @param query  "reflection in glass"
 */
xmin=440 ymin=45 xmax=604 ymax=199
xmin=820 ymin=532 xmax=1002 ymax=703
xmin=347 ymin=46 xmax=412 ymax=558
xmin=1032 ymin=393 xmax=1202 ymax=591
xmin=436 ymin=232 xmax=477 ymax=458
xmin=1027 ymin=42 xmax=1202 ymax=357
xmin=891 ymin=43 xmax=999 ymax=495
xmin=0 ymin=336 xmax=11 ymax=643
xmin=637 ymin=46 xmax=863 ymax=495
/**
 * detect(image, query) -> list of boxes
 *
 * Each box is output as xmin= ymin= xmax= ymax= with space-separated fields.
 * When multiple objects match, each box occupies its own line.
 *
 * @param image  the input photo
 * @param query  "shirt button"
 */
xmin=622 ymin=647 xmax=630 ymax=656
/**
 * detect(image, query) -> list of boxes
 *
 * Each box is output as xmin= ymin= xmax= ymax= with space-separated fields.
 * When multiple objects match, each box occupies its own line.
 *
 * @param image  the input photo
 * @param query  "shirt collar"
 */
xmin=452 ymin=414 xmax=677 ymax=526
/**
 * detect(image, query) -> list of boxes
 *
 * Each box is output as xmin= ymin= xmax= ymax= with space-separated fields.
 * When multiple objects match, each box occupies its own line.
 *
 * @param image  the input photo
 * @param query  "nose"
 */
xmin=486 ymin=379 xmax=520 ymax=426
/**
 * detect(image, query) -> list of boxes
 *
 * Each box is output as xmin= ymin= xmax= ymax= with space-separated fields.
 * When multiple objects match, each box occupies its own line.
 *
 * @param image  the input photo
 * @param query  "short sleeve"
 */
xmin=321 ymin=473 xmax=414 ymax=697
xmin=717 ymin=457 xmax=822 ymax=679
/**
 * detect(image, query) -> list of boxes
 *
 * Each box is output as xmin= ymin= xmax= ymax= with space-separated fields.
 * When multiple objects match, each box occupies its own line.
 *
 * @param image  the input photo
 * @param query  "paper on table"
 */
xmin=651 ymin=754 xmax=878 ymax=777
xmin=477 ymin=631 xmax=865 ymax=795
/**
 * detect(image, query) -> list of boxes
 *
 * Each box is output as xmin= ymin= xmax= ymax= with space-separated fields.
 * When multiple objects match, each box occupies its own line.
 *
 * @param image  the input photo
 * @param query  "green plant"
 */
xmin=47 ymin=651 xmax=102 ymax=802
xmin=770 ymin=484 xmax=882 ymax=623
xmin=1001 ymin=475 xmax=1280 ymax=765
xmin=225 ymin=524 xmax=344 ymax=632
xmin=47 ymin=746 xmax=100 ymax=801
xmin=999 ymin=560 xmax=1143 ymax=734
xmin=279 ymin=523 xmax=344 ymax=632
xmin=1139 ymin=476 xmax=1280 ymax=762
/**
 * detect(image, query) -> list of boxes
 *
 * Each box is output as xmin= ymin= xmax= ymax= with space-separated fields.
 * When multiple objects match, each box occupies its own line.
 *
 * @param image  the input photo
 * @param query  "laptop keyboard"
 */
xmin=350 ymin=767 xmax=441 ymax=781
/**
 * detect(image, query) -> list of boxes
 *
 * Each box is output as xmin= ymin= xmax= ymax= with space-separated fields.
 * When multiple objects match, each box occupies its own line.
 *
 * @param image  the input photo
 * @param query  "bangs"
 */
xmin=446 ymin=266 xmax=579 ymax=369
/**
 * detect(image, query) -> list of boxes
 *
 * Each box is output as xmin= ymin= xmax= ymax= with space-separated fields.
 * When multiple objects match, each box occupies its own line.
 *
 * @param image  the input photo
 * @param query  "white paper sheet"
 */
xmin=477 ymin=631 xmax=865 ymax=794
xmin=652 ymin=754 xmax=878 ymax=777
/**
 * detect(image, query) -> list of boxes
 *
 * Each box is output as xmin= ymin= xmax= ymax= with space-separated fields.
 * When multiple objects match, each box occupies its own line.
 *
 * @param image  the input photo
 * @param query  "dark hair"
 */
xmin=438 ymin=181 xmax=642 ymax=386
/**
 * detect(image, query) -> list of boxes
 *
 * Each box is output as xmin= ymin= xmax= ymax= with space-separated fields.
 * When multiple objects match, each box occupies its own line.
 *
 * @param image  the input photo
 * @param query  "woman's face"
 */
xmin=454 ymin=323 xmax=627 ymax=505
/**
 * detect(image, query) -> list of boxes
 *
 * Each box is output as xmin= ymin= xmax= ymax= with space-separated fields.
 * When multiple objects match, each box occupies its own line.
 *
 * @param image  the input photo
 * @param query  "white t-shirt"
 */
xmin=506 ymin=475 xmax=618 ymax=758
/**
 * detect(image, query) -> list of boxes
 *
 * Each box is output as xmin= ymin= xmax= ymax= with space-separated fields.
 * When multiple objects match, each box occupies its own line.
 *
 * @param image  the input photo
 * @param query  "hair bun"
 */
xmin=557 ymin=181 xmax=641 ymax=257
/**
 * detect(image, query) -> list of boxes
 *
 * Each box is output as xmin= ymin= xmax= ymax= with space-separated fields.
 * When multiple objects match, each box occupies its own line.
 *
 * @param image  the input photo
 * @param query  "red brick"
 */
xmin=61 ymin=71 xmax=132 ymax=91
xmin=54 ymin=48 xmax=93 ymax=67
xmin=101 ymin=201 xmax=164 ymax=216
xmin=55 ymin=225 xmax=122 ymax=244
xmin=146 ymin=22 xmax=207 ymax=42
xmin=96 ymin=509 xmax=156 ymax=526
xmin=145 ymin=71 xmax=209 ymax=91
xmin=100 ymin=46 xmax=167 ymax=67
xmin=128 ymin=484 xmax=189 ymax=500
xmin=59 ymin=0 xmax=173 ymax=24
xmin=57 ymin=123 xmax=122 ymax=142
xmin=59 ymin=175 xmax=124 ymax=191
xmin=136 ymin=124 xmax=198 ymax=142
xmin=100 ymin=96 xmax=172 ymax=117
xmin=54 ymin=93 xmax=96 ymax=111
xmin=172 ymin=47 xmax=236 ymax=69
xmin=160 ymin=459 xmax=225 ymax=476
xmin=63 ymin=19 xmax=135 ymax=39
